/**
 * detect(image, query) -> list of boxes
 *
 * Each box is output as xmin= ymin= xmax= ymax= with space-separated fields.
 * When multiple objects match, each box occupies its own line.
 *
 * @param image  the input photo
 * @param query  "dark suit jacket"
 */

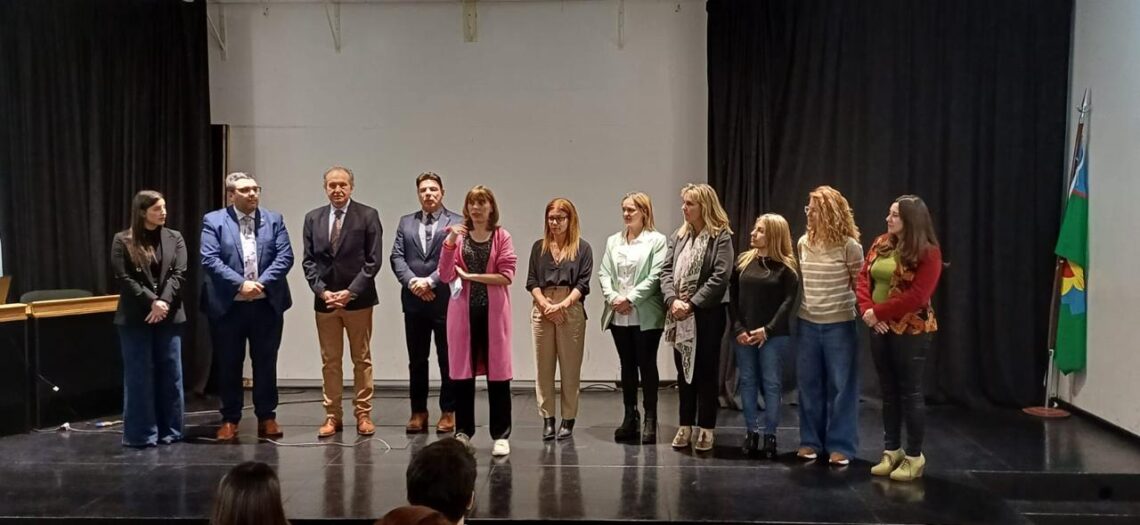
xmin=199 ymin=206 xmax=294 ymax=320
xmin=389 ymin=208 xmax=463 ymax=314
xmin=660 ymin=228 xmax=735 ymax=310
xmin=302 ymin=200 xmax=383 ymax=312
xmin=111 ymin=228 xmax=188 ymax=325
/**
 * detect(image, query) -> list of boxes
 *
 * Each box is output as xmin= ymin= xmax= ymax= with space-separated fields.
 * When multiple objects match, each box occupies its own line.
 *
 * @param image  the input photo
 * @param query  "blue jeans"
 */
xmin=118 ymin=323 xmax=184 ymax=447
xmin=734 ymin=335 xmax=787 ymax=435
xmin=796 ymin=319 xmax=859 ymax=458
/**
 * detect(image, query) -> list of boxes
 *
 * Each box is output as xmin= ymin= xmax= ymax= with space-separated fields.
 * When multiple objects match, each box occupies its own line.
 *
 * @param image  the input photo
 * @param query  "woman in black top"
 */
xmin=110 ymin=190 xmax=187 ymax=448
xmin=729 ymin=213 xmax=799 ymax=458
xmin=527 ymin=198 xmax=593 ymax=440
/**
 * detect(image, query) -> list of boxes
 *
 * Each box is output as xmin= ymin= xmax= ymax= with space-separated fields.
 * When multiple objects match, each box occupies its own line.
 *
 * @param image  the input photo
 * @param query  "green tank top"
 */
xmin=870 ymin=252 xmax=897 ymax=304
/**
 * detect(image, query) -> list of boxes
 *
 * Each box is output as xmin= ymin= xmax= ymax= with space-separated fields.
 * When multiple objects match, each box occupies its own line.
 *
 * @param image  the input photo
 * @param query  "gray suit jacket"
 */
xmin=390 ymin=208 xmax=463 ymax=314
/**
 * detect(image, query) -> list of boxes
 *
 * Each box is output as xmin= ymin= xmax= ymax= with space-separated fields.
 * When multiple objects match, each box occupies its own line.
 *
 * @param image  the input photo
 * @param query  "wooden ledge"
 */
xmin=0 ymin=303 xmax=29 ymax=323
xmin=28 ymin=295 xmax=119 ymax=319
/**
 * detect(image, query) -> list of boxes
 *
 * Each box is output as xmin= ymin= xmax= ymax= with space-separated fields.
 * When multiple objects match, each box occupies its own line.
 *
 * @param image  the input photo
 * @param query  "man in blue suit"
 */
xmin=391 ymin=172 xmax=463 ymax=434
xmin=201 ymin=172 xmax=294 ymax=441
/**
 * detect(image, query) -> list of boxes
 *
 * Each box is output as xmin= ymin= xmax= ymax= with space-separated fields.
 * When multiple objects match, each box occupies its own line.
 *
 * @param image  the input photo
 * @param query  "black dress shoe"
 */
xmin=762 ymin=433 xmax=778 ymax=459
xmin=614 ymin=407 xmax=640 ymax=443
xmin=542 ymin=417 xmax=556 ymax=441
xmin=641 ymin=413 xmax=657 ymax=444
xmin=556 ymin=419 xmax=575 ymax=440
xmin=741 ymin=431 xmax=760 ymax=456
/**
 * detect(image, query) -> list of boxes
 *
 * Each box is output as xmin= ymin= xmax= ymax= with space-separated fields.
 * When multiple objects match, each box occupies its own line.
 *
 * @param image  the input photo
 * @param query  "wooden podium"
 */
xmin=26 ymin=296 xmax=122 ymax=429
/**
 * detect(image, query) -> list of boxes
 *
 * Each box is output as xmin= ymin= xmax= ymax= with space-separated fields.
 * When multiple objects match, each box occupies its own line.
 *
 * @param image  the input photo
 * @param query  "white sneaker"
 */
xmin=491 ymin=438 xmax=511 ymax=456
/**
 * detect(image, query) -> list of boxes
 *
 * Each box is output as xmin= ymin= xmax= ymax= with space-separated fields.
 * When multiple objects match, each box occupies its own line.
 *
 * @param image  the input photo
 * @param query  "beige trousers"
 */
xmin=532 ymin=286 xmax=587 ymax=419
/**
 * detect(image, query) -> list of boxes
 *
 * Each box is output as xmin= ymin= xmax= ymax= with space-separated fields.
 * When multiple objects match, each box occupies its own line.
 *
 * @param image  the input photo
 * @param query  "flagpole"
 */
xmin=1024 ymin=88 xmax=1090 ymax=419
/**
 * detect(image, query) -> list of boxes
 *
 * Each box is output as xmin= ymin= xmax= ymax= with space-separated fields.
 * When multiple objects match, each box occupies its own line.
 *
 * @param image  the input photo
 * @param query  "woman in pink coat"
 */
xmin=439 ymin=185 xmax=517 ymax=457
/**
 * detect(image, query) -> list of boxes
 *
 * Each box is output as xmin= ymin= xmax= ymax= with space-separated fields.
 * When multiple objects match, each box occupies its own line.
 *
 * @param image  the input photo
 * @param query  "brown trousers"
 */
xmin=316 ymin=307 xmax=374 ymax=421
xmin=532 ymin=287 xmax=587 ymax=419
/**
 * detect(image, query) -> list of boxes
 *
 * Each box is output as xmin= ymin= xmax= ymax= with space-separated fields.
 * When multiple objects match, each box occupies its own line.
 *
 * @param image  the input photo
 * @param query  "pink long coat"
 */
xmin=439 ymin=227 xmax=517 ymax=381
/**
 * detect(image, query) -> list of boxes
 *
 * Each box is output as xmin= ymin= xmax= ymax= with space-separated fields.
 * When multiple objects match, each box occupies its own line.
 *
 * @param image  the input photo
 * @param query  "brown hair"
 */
xmin=463 ymin=185 xmax=499 ymax=230
xmin=123 ymin=190 xmax=164 ymax=268
xmin=416 ymin=171 xmax=443 ymax=189
xmin=885 ymin=194 xmax=940 ymax=267
xmin=541 ymin=198 xmax=581 ymax=262
xmin=805 ymin=185 xmax=860 ymax=248
xmin=209 ymin=462 xmax=288 ymax=525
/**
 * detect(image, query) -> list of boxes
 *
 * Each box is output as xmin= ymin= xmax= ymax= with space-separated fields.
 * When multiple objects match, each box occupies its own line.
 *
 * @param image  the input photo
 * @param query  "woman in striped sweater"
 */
xmin=796 ymin=186 xmax=863 ymax=466
xmin=856 ymin=195 xmax=943 ymax=481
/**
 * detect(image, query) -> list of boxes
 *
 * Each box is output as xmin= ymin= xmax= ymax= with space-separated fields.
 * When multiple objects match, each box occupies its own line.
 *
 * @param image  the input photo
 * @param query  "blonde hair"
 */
xmin=676 ymin=183 xmax=732 ymax=238
xmin=621 ymin=192 xmax=656 ymax=232
xmin=805 ymin=185 xmax=860 ymax=247
xmin=737 ymin=214 xmax=798 ymax=276
xmin=542 ymin=198 xmax=581 ymax=262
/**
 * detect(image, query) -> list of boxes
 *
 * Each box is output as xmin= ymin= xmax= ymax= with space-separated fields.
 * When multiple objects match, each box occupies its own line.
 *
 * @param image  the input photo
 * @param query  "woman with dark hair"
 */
xmin=440 ymin=185 xmax=518 ymax=457
xmin=210 ymin=461 xmax=288 ymax=525
xmin=110 ymin=190 xmax=187 ymax=448
xmin=856 ymin=195 xmax=944 ymax=481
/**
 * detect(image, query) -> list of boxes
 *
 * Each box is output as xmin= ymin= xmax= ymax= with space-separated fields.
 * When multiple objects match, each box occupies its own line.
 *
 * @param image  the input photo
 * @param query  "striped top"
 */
xmin=797 ymin=235 xmax=863 ymax=324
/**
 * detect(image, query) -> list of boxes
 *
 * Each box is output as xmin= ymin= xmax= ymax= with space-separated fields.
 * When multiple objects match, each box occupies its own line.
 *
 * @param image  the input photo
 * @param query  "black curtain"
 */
xmin=708 ymin=0 xmax=1072 ymax=408
xmin=0 ymin=0 xmax=218 ymax=394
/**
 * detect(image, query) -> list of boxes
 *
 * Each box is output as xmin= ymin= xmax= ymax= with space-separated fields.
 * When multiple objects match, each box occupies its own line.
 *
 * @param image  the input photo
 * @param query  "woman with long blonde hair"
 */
xmin=729 ymin=213 xmax=799 ymax=458
xmin=795 ymin=185 xmax=864 ymax=466
xmin=661 ymin=183 xmax=734 ymax=452
xmin=526 ymin=198 xmax=593 ymax=441
xmin=598 ymin=192 xmax=668 ymax=443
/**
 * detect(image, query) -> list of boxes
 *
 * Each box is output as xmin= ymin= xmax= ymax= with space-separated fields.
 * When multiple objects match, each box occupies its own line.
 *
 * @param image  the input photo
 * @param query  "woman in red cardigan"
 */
xmin=856 ymin=195 xmax=943 ymax=482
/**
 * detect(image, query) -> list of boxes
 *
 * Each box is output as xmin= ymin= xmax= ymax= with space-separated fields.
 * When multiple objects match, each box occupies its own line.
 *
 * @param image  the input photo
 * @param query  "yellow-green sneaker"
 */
xmin=871 ymin=449 xmax=905 ymax=476
xmin=889 ymin=453 xmax=926 ymax=481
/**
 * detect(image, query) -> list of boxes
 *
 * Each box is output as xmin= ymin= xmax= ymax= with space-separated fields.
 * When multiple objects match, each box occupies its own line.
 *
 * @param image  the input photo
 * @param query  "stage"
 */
xmin=0 ymin=388 xmax=1138 ymax=524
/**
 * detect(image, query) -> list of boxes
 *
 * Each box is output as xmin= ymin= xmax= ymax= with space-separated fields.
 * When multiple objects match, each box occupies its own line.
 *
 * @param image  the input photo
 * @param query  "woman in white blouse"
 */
xmin=598 ymin=192 xmax=669 ymax=444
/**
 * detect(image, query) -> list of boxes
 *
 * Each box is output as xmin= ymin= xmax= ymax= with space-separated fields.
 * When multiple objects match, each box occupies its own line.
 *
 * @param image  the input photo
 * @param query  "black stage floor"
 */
xmin=1 ymin=388 xmax=1139 ymax=524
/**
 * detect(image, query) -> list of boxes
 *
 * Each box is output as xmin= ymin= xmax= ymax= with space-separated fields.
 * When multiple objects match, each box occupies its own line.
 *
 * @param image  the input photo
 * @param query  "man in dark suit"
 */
xmin=302 ymin=165 xmax=383 ymax=437
xmin=391 ymin=172 xmax=463 ymax=433
xmin=200 ymin=172 xmax=294 ymax=441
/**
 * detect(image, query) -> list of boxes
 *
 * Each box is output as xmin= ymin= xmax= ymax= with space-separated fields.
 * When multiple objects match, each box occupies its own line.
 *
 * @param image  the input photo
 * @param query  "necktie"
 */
xmin=423 ymin=213 xmax=435 ymax=248
xmin=240 ymin=215 xmax=257 ymax=280
xmin=331 ymin=209 xmax=344 ymax=252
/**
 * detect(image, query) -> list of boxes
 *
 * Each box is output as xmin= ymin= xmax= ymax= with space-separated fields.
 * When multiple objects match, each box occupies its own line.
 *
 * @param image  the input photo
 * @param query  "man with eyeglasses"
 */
xmin=200 ymin=172 xmax=295 ymax=441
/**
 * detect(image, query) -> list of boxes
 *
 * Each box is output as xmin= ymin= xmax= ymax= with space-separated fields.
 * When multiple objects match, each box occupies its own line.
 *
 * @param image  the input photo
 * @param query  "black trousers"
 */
xmin=610 ymin=325 xmax=663 ymax=414
xmin=454 ymin=304 xmax=512 ymax=439
xmin=674 ymin=305 xmax=726 ymax=429
xmin=404 ymin=309 xmax=454 ymax=413
xmin=870 ymin=331 xmax=932 ymax=456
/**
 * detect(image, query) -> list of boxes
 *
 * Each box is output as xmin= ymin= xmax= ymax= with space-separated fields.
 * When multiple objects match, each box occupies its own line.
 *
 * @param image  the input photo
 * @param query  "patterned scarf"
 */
xmin=665 ymin=229 xmax=711 ymax=383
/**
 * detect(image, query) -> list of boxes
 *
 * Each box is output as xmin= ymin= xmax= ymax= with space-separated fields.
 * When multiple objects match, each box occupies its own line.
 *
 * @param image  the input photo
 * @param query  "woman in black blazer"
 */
xmin=110 ymin=190 xmax=187 ymax=448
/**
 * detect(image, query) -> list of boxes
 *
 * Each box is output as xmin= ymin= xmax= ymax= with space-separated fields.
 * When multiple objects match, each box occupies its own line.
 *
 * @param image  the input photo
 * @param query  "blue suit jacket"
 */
xmin=200 ymin=206 xmax=294 ymax=320
xmin=389 ymin=208 xmax=463 ymax=314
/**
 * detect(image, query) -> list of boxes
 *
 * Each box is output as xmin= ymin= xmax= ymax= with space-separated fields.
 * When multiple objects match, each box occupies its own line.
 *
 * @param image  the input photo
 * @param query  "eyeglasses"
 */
xmin=547 ymin=215 xmax=569 ymax=223
xmin=235 ymin=186 xmax=262 ymax=195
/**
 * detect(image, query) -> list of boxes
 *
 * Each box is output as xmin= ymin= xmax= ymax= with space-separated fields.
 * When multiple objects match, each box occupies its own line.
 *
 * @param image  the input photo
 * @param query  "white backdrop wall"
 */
xmin=207 ymin=0 xmax=709 ymax=384
xmin=1062 ymin=0 xmax=1140 ymax=436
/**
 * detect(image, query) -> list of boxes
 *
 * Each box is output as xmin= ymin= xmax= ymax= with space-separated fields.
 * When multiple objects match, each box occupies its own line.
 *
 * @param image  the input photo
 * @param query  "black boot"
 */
xmin=556 ymin=419 xmax=575 ymax=440
xmin=614 ymin=407 xmax=640 ymax=443
xmin=742 ymin=431 xmax=760 ymax=456
xmin=641 ymin=411 xmax=658 ymax=444
xmin=762 ymin=433 xmax=777 ymax=459
xmin=542 ymin=417 xmax=556 ymax=441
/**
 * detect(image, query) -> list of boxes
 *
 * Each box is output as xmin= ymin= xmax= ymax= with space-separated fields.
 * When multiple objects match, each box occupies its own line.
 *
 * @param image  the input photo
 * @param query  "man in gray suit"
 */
xmin=390 ymin=172 xmax=463 ymax=434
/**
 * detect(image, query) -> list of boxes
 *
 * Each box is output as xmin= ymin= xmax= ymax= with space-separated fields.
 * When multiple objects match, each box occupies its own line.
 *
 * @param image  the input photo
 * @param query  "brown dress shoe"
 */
xmin=216 ymin=422 xmax=239 ymax=441
xmin=357 ymin=417 xmax=375 ymax=436
xmin=258 ymin=419 xmax=284 ymax=439
xmin=318 ymin=417 xmax=343 ymax=438
xmin=406 ymin=412 xmax=429 ymax=434
xmin=436 ymin=412 xmax=456 ymax=433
